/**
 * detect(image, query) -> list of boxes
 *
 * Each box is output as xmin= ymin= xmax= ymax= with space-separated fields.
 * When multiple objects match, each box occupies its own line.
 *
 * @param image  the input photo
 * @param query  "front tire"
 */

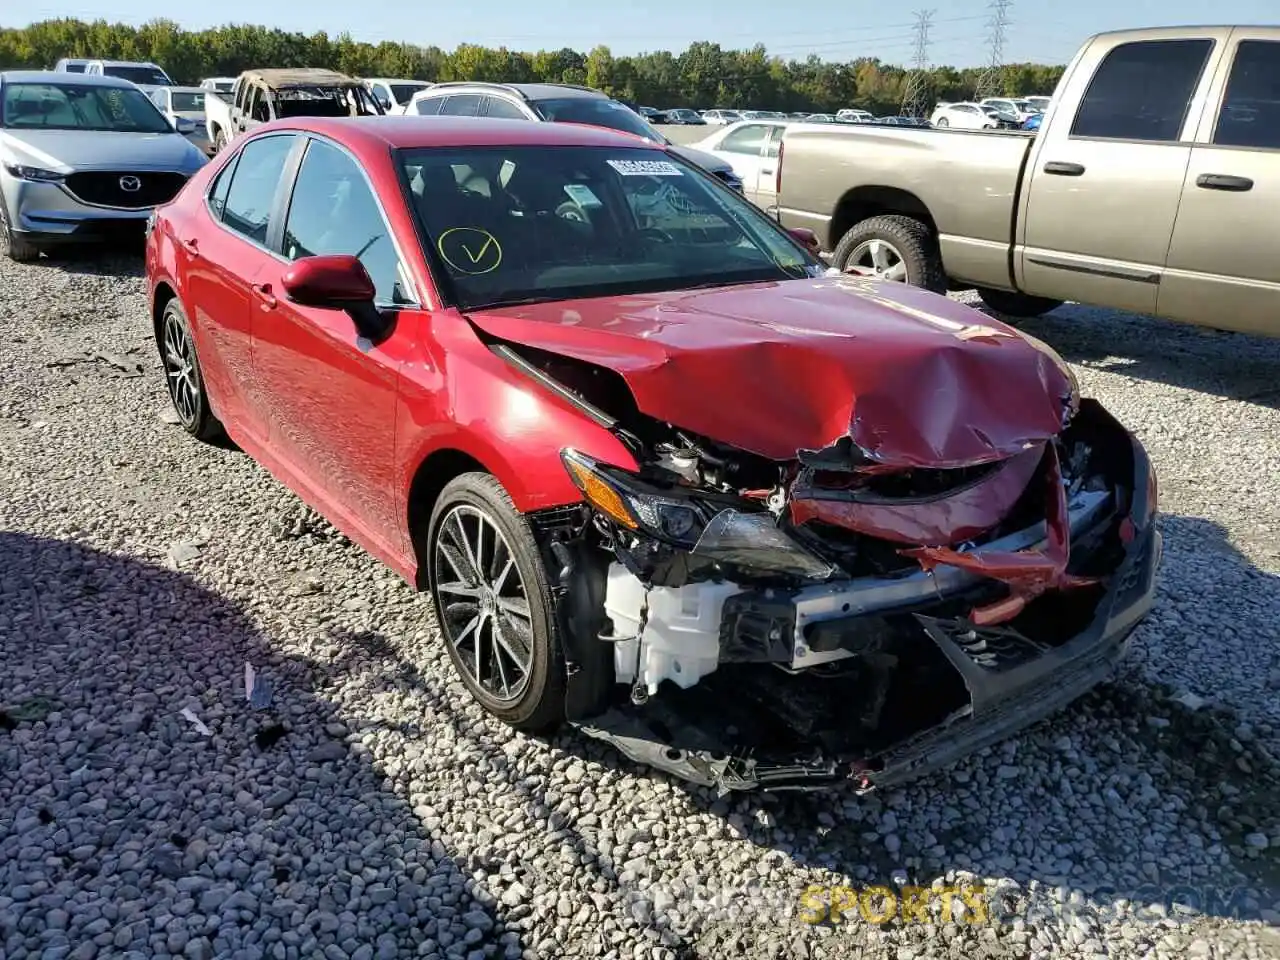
xmin=159 ymin=298 xmax=223 ymax=441
xmin=832 ymin=214 xmax=946 ymax=292
xmin=976 ymin=287 xmax=1064 ymax=319
xmin=427 ymin=473 xmax=566 ymax=733
xmin=212 ymin=128 xmax=227 ymax=154
xmin=0 ymin=204 xmax=39 ymax=262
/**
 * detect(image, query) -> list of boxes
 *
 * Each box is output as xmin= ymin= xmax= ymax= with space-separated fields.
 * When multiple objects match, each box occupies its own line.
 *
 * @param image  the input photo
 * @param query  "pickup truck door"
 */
xmin=1018 ymin=33 xmax=1230 ymax=316
xmin=1160 ymin=32 xmax=1280 ymax=337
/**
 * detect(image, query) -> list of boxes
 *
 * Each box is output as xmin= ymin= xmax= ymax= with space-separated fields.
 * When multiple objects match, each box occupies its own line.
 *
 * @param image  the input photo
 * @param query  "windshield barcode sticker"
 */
xmin=607 ymin=159 xmax=684 ymax=177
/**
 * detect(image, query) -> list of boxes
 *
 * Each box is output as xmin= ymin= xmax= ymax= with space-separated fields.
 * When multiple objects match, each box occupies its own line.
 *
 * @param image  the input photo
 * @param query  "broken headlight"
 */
xmin=562 ymin=449 xmax=836 ymax=580
xmin=561 ymin=448 xmax=708 ymax=547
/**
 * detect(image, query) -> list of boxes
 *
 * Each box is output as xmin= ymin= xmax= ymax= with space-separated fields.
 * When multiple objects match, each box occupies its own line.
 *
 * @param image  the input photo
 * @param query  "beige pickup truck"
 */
xmin=775 ymin=26 xmax=1280 ymax=337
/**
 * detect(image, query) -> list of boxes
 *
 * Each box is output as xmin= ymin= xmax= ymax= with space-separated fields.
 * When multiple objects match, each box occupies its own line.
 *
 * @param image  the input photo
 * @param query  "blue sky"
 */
xmin=9 ymin=0 xmax=1279 ymax=66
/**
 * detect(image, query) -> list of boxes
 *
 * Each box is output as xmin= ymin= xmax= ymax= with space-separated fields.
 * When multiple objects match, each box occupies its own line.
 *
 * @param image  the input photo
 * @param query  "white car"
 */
xmin=689 ymin=118 xmax=790 ymax=209
xmin=700 ymin=109 xmax=742 ymax=125
xmin=149 ymin=86 xmax=213 ymax=154
xmin=929 ymin=102 xmax=997 ymax=130
xmin=83 ymin=59 xmax=173 ymax=94
xmin=54 ymin=58 xmax=90 ymax=73
xmin=836 ymin=109 xmax=874 ymax=123
xmin=363 ymin=78 xmax=433 ymax=115
xmin=1024 ymin=95 xmax=1052 ymax=113
xmin=979 ymin=97 xmax=1040 ymax=122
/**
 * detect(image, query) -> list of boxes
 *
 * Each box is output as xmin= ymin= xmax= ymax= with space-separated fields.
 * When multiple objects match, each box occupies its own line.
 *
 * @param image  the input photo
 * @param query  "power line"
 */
xmin=899 ymin=9 xmax=935 ymax=117
xmin=973 ymin=0 xmax=1012 ymax=100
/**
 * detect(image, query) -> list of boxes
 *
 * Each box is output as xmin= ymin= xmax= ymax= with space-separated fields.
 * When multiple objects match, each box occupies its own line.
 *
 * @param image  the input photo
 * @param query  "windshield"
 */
xmin=533 ymin=97 xmax=663 ymax=144
xmin=399 ymin=145 xmax=823 ymax=310
xmin=0 ymin=82 xmax=174 ymax=133
xmin=104 ymin=65 xmax=170 ymax=86
xmin=171 ymin=91 xmax=206 ymax=113
xmin=391 ymin=83 xmax=429 ymax=104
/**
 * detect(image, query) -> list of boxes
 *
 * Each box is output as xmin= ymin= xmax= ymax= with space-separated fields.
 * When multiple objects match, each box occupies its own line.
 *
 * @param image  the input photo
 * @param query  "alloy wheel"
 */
xmin=846 ymin=238 xmax=909 ymax=282
xmin=162 ymin=309 xmax=200 ymax=427
xmin=433 ymin=504 xmax=534 ymax=702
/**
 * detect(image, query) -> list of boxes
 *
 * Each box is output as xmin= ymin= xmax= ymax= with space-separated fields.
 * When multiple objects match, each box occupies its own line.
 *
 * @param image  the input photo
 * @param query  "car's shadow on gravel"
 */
xmin=0 ymin=531 xmax=518 ymax=959
xmin=988 ymin=303 xmax=1280 ymax=411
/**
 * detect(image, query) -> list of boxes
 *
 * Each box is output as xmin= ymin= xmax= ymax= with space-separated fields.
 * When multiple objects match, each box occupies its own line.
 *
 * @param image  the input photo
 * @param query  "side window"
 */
xmin=1214 ymin=40 xmax=1280 ymax=149
xmin=439 ymin=94 xmax=483 ymax=117
xmin=485 ymin=97 xmax=527 ymax=120
xmin=221 ymin=135 xmax=295 ymax=245
xmin=719 ymin=124 xmax=768 ymax=155
xmin=250 ymin=88 xmax=271 ymax=123
xmin=207 ymin=154 xmax=239 ymax=220
xmin=413 ymin=97 xmax=442 ymax=116
xmin=234 ymin=82 xmax=248 ymax=112
xmin=764 ymin=125 xmax=784 ymax=159
xmin=282 ymin=139 xmax=405 ymax=305
xmin=1071 ymin=39 xmax=1213 ymax=142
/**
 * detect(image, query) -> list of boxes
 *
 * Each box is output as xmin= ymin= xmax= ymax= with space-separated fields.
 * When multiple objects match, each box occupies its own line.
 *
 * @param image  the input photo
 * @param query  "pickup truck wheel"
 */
xmin=833 ymin=215 xmax=946 ymax=293
xmin=976 ymin=287 xmax=1064 ymax=319
xmin=427 ymin=474 xmax=567 ymax=735
xmin=212 ymin=128 xmax=227 ymax=153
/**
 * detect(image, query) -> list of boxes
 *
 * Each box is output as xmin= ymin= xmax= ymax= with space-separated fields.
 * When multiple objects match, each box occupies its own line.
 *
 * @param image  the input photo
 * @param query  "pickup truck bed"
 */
xmin=776 ymin=24 xmax=1280 ymax=338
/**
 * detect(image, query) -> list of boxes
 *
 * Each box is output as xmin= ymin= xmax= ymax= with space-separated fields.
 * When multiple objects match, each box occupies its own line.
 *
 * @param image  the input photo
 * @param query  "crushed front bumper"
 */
xmin=572 ymin=431 xmax=1161 ymax=793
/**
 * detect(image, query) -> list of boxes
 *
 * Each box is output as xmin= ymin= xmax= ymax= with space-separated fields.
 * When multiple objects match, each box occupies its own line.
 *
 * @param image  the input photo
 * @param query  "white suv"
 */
xmin=84 ymin=60 xmax=173 ymax=91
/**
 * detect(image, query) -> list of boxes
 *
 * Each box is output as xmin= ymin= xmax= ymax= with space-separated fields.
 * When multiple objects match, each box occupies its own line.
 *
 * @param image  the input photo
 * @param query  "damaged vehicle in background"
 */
xmin=146 ymin=116 xmax=1162 ymax=793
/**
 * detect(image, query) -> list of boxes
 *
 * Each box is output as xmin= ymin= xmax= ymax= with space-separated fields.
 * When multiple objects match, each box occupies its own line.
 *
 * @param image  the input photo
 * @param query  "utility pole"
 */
xmin=899 ymin=9 xmax=935 ymax=118
xmin=973 ymin=0 xmax=1012 ymax=101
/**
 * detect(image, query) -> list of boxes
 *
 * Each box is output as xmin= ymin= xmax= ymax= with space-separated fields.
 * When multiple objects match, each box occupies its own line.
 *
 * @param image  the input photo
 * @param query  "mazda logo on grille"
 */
xmin=119 ymin=176 xmax=142 ymax=192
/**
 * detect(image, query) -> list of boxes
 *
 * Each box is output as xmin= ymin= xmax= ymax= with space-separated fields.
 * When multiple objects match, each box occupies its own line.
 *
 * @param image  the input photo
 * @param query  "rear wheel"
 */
xmin=160 ymin=298 xmax=223 ymax=441
xmin=0 ymin=204 xmax=39 ymax=262
xmin=976 ymin=287 xmax=1064 ymax=319
xmin=427 ymin=473 xmax=566 ymax=733
xmin=832 ymin=214 xmax=946 ymax=293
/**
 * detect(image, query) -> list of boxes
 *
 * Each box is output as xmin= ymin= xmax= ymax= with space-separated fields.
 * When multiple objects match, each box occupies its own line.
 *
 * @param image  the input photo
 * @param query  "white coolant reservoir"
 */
xmin=602 ymin=563 xmax=741 ymax=696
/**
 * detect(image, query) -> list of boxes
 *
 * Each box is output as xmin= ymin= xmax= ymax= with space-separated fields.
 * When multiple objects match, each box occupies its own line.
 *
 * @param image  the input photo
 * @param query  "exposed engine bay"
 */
xmin=490 ymin=327 xmax=1162 ymax=794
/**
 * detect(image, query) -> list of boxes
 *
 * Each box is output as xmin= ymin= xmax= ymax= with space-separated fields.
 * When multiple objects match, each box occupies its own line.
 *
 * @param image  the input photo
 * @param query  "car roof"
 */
xmin=243 ymin=68 xmax=360 ymax=88
xmin=0 ymin=70 xmax=137 ymax=89
xmin=252 ymin=115 xmax=667 ymax=151
xmin=422 ymin=82 xmax=607 ymax=102
xmin=165 ymin=86 xmax=210 ymax=95
xmin=91 ymin=59 xmax=164 ymax=67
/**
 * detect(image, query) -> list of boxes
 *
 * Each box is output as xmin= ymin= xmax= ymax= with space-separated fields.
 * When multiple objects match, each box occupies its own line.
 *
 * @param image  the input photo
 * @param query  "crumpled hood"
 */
xmin=468 ymin=275 xmax=1077 ymax=467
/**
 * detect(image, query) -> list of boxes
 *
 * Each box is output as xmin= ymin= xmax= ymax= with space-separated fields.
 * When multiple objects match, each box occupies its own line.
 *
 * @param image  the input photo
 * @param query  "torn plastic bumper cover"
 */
xmin=570 ymin=433 xmax=1161 ymax=792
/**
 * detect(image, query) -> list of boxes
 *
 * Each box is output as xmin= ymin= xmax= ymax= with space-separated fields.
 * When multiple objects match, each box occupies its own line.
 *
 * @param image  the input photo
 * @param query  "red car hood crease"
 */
xmin=468 ymin=276 xmax=1076 ymax=466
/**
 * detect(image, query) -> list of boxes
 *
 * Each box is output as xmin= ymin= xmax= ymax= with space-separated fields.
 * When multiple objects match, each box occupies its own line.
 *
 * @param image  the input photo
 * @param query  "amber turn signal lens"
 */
xmin=565 ymin=458 xmax=638 ymax=530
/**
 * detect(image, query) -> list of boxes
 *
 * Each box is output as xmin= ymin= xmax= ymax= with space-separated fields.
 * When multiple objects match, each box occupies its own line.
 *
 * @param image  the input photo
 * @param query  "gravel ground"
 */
xmin=1 ymin=248 xmax=1279 ymax=960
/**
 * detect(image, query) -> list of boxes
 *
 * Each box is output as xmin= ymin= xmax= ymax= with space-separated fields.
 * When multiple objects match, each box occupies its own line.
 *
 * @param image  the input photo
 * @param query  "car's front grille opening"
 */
xmin=64 ymin=171 xmax=188 ymax=209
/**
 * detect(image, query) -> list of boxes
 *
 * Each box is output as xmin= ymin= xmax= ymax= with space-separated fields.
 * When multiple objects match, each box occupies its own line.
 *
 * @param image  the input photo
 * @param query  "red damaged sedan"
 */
xmin=145 ymin=116 xmax=1161 ymax=792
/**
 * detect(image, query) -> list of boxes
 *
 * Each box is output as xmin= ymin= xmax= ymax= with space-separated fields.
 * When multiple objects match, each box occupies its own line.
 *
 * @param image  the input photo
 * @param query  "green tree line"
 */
xmin=0 ymin=18 xmax=1066 ymax=115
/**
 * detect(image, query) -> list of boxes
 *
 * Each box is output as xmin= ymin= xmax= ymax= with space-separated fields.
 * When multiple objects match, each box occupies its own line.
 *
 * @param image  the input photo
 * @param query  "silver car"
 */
xmin=0 ymin=71 xmax=208 ymax=262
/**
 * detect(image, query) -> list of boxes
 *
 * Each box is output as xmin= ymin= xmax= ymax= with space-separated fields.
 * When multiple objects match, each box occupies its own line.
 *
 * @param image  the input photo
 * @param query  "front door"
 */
xmin=250 ymin=135 xmax=417 ymax=558
xmin=710 ymin=123 xmax=772 ymax=205
xmin=1161 ymin=35 xmax=1280 ymax=337
xmin=1019 ymin=35 xmax=1225 ymax=316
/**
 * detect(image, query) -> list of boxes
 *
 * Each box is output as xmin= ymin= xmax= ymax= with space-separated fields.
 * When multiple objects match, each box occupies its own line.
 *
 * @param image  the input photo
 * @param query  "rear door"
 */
xmin=185 ymin=132 xmax=298 ymax=442
xmin=1018 ymin=33 xmax=1229 ymax=315
xmin=1160 ymin=31 xmax=1280 ymax=336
